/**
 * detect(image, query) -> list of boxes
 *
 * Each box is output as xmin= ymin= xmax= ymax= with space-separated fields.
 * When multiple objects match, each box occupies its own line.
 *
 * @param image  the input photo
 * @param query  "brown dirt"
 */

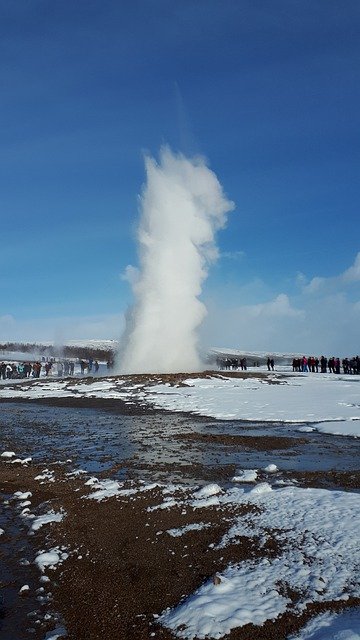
xmin=289 ymin=469 xmax=360 ymax=491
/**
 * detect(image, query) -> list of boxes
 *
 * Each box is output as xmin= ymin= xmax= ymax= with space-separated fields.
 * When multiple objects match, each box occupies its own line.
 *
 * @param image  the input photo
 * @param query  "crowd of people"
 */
xmin=0 ymin=361 xmax=42 ymax=379
xmin=1 ymin=354 xmax=360 ymax=380
xmin=216 ymin=357 xmax=249 ymax=370
xmin=292 ymin=355 xmax=360 ymax=375
xmin=0 ymin=358 xmax=103 ymax=380
xmin=216 ymin=354 xmax=360 ymax=375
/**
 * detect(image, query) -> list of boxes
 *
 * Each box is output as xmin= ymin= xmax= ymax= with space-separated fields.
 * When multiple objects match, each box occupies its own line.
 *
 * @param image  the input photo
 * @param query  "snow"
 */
xmin=35 ymin=548 xmax=69 ymax=572
xmin=145 ymin=374 xmax=360 ymax=435
xmin=1 ymin=451 xmax=16 ymax=458
xmin=314 ymin=420 xmax=360 ymax=437
xmin=193 ymin=484 xmax=222 ymax=499
xmin=167 ymin=523 xmax=211 ymax=537
xmin=231 ymin=469 xmax=258 ymax=482
xmin=35 ymin=470 xmax=55 ymax=482
xmin=85 ymin=479 xmax=124 ymax=501
xmin=158 ymin=483 xmax=360 ymax=639
xmin=13 ymin=491 xmax=32 ymax=500
xmin=161 ymin=560 xmax=289 ymax=638
xmin=10 ymin=456 xmax=32 ymax=464
xmin=85 ymin=478 xmax=159 ymax=501
xmin=30 ymin=510 xmax=65 ymax=534
xmin=1 ymin=369 xmax=360 ymax=637
xmin=19 ymin=585 xmax=30 ymax=594
xmin=263 ymin=463 xmax=278 ymax=472
xmin=44 ymin=625 xmax=67 ymax=640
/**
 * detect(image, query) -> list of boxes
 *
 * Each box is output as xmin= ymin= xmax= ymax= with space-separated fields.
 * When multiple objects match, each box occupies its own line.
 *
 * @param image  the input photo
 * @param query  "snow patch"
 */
xmin=231 ymin=469 xmax=258 ymax=483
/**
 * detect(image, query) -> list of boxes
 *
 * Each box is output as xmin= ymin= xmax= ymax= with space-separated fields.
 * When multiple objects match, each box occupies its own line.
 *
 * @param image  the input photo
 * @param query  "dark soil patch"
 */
xmin=174 ymin=433 xmax=309 ymax=450
xmin=290 ymin=469 xmax=360 ymax=491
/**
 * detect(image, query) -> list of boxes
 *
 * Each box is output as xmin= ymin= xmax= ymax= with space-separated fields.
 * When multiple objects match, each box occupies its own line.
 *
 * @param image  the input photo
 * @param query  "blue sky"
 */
xmin=1 ymin=0 xmax=360 ymax=354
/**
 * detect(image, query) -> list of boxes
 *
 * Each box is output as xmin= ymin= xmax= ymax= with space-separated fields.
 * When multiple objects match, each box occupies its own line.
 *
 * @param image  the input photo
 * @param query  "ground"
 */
xmin=0 ymin=371 xmax=359 ymax=640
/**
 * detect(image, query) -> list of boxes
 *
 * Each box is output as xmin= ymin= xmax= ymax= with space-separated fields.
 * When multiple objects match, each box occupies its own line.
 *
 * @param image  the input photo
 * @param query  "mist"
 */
xmin=118 ymin=146 xmax=234 ymax=373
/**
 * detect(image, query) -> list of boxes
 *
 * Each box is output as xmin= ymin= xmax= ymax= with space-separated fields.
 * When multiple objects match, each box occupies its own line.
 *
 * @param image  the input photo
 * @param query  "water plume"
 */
xmin=118 ymin=146 xmax=234 ymax=373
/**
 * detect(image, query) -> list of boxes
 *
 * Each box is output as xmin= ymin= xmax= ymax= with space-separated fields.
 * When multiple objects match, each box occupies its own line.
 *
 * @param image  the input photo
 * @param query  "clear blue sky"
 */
xmin=1 ymin=0 xmax=360 ymax=353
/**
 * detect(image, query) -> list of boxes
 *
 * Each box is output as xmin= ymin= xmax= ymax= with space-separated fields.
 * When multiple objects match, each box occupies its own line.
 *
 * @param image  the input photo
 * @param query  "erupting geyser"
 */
xmin=118 ymin=146 xmax=234 ymax=374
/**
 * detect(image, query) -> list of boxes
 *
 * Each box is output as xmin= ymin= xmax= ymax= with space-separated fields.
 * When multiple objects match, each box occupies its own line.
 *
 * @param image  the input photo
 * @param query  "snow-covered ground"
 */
xmin=155 ymin=481 xmax=360 ymax=639
xmin=3 ymin=466 xmax=359 ymax=640
xmin=146 ymin=372 xmax=360 ymax=437
xmin=47 ymin=473 xmax=360 ymax=639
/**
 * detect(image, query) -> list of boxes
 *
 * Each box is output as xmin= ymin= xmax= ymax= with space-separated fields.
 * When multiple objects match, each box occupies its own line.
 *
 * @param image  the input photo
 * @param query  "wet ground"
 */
xmin=1 ymin=398 xmax=360 ymax=640
xmin=1 ymin=402 xmax=360 ymax=483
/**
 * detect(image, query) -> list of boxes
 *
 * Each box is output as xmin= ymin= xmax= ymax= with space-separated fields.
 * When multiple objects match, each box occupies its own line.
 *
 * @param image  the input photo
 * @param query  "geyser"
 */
xmin=118 ymin=146 xmax=234 ymax=374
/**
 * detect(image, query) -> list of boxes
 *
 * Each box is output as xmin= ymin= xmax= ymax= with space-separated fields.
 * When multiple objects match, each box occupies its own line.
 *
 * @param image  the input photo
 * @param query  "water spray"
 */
xmin=118 ymin=146 xmax=234 ymax=373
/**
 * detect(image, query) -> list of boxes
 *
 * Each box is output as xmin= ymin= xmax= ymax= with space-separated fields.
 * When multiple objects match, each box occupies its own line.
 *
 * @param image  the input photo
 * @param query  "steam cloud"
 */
xmin=118 ymin=146 xmax=234 ymax=373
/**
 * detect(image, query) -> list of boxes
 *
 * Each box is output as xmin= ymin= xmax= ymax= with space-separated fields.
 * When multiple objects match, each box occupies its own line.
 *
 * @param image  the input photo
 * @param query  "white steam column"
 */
xmin=118 ymin=146 xmax=234 ymax=374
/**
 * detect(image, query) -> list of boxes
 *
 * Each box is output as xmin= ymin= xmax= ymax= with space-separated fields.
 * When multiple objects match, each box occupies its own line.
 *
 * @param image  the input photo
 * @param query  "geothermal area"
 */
xmin=1 ymin=150 xmax=359 ymax=640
